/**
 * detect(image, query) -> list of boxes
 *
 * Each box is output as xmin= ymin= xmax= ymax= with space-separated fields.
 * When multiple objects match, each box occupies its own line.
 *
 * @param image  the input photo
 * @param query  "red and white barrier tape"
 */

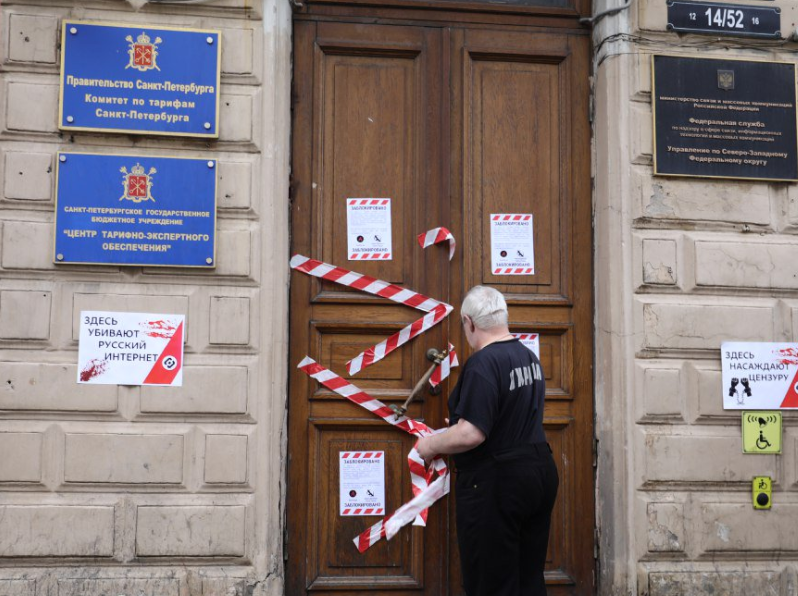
xmin=298 ymin=356 xmax=433 ymax=437
xmin=297 ymin=357 xmax=451 ymax=546
xmin=355 ymin=462 xmax=450 ymax=553
xmin=293 ymin=238 xmax=459 ymax=551
xmin=430 ymin=343 xmax=458 ymax=387
xmin=418 ymin=226 xmax=456 ymax=261
xmin=290 ymin=255 xmax=454 ymax=376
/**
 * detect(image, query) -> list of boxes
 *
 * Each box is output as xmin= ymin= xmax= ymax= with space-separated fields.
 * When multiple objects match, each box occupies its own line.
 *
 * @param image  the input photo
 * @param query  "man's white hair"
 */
xmin=461 ymin=285 xmax=508 ymax=330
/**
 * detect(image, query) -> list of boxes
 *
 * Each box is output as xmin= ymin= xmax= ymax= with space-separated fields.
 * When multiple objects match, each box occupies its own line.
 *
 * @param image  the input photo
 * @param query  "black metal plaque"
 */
xmin=667 ymin=1 xmax=781 ymax=38
xmin=653 ymin=55 xmax=798 ymax=181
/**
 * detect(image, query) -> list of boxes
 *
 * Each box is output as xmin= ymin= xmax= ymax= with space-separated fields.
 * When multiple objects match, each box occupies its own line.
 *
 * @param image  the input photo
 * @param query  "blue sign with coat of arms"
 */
xmin=59 ymin=21 xmax=220 ymax=137
xmin=55 ymin=153 xmax=217 ymax=268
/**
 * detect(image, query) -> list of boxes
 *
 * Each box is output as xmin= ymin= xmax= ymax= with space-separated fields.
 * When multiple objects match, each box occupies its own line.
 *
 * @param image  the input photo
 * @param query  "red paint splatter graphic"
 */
xmin=80 ymin=359 xmax=108 ymax=382
xmin=139 ymin=319 xmax=177 ymax=339
xmin=776 ymin=347 xmax=798 ymax=366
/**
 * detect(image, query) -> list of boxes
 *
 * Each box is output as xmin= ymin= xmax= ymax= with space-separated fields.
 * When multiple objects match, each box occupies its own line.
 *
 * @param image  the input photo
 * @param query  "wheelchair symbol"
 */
xmin=162 ymin=355 xmax=178 ymax=371
xmin=756 ymin=430 xmax=772 ymax=450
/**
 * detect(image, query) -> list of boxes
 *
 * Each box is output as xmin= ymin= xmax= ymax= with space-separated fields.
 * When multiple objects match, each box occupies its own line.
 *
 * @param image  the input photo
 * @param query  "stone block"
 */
xmin=633 ymin=53 xmax=652 ymax=98
xmin=140 ymin=366 xmax=248 ymax=414
xmin=630 ymin=103 xmax=653 ymax=162
xmin=0 ymin=362 xmax=118 ymax=411
xmin=56 ymin=578 xmax=180 ymax=596
xmin=641 ymin=299 xmax=774 ymax=351
xmin=634 ymin=166 xmax=771 ymax=224
xmin=221 ymin=28 xmax=254 ymax=75
xmin=135 ymin=505 xmax=246 ymax=557
xmin=639 ymin=364 xmax=682 ymax=418
xmin=2 ymin=222 xmax=53 ymax=270
xmin=642 ymin=238 xmax=677 ymax=285
xmin=205 ymin=434 xmax=248 ymax=484
xmin=648 ymin=571 xmax=779 ymax=596
xmin=218 ymin=161 xmax=252 ymax=210
xmin=219 ymin=94 xmax=253 ymax=142
xmin=0 ymin=290 xmax=51 ymax=339
xmin=64 ymin=434 xmax=184 ymax=484
xmin=696 ymin=239 xmax=798 ymax=289
xmin=0 ymin=432 xmax=42 ymax=482
xmin=7 ymin=14 xmax=58 ymax=64
xmin=643 ymin=433 xmax=777 ymax=484
xmin=638 ymin=0 xmax=667 ymax=32
xmin=71 ymin=293 xmax=189 ymax=341
xmin=0 ymin=580 xmax=35 ymax=596
xmin=0 ymin=506 xmax=114 ymax=557
xmin=209 ymin=297 xmax=250 ymax=345
xmin=647 ymin=502 xmax=684 ymax=552
xmin=690 ymin=362 xmax=730 ymax=421
xmin=201 ymin=577 xmax=245 ymax=596
xmin=5 ymin=82 xmax=58 ymax=133
xmin=4 ymin=151 xmax=52 ymax=200
xmin=214 ymin=230 xmax=252 ymax=277
xmin=698 ymin=502 xmax=798 ymax=552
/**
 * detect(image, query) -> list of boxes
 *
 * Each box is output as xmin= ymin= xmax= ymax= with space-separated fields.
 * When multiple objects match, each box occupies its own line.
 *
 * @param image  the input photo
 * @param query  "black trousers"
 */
xmin=455 ymin=444 xmax=559 ymax=596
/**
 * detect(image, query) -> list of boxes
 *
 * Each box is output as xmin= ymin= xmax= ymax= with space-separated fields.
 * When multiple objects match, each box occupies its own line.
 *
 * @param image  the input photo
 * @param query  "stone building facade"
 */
xmin=2 ymin=0 xmax=798 ymax=595
xmin=0 ymin=1 xmax=290 ymax=595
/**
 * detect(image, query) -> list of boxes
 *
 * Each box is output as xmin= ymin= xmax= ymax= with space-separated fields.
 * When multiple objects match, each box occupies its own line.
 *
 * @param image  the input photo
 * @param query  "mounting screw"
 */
xmin=69 ymin=27 xmax=77 ymax=35
xmin=59 ymin=155 xmax=67 ymax=162
xmin=204 ymin=122 xmax=212 ymax=130
xmin=56 ymin=254 xmax=64 ymax=261
xmin=207 ymin=36 xmax=214 ymax=44
xmin=66 ymin=116 xmax=74 ymax=123
xmin=206 ymin=257 xmax=213 ymax=265
xmin=207 ymin=161 xmax=215 ymax=168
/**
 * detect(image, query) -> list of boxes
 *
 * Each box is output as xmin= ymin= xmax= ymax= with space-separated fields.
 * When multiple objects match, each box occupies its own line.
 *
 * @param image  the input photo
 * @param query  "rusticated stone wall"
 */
xmin=595 ymin=0 xmax=798 ymax=594
xmin=0 ymin=1 xmax=291 ymax=595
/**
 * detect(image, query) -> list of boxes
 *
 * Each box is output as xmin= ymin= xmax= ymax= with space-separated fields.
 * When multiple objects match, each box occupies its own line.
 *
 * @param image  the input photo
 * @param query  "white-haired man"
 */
xmin=417 ymin=285 xmax=558 ymax=596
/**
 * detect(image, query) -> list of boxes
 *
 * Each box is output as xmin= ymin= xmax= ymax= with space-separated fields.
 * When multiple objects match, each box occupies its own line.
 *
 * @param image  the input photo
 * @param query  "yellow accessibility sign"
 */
xmin=742 ymin=411 xmax=782 ymax=454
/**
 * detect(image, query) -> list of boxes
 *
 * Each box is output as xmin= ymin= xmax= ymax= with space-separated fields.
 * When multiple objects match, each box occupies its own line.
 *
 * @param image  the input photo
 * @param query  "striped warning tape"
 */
xmin=430 ymin=342 xmax=458 ymax=387
xmin=418 ymin=226 xmax=456 ymax=261
xmin=297 ymin=357 xmax=450 ymax=548
xmin=290 ymin=255 xmax=454 ymax=376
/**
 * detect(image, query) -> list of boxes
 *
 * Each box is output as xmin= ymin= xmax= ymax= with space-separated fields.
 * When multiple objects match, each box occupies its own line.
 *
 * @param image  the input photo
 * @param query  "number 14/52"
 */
xmin=687 ymin=8 xmax=757 ymax=28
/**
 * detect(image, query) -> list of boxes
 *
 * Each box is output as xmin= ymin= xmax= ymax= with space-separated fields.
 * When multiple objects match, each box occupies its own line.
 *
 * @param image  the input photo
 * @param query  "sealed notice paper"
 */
xmin=513 ymin=333 xmax=540 ymax=360
xmin=721 ymin=342 xmax=798 ymax=409
xmin=77 ymin=311 xmax=184 ymax=386
xmin=347 ymin=198 xmax=392 ymax=260
xmin=490 ymin=214 xmax=534 ymax=275
xmin=340 ymin=451 xmax=386 ymax=516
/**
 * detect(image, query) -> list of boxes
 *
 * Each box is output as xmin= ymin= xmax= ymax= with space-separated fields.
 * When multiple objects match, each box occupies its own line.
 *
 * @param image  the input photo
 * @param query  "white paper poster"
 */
xmin=513 ymin=333 xmax=540 ymax=360
xmin=721 ymin=342 xmax=798 ymax=409
xmin=77 ymin=311 xmax=184 ymax=386
xmin=347 ymin=198 xmax=392 ymax=260
xmin=490 ymin=214 xmax=535 ymax=275
xmin=339 ymin=451 xmax=386 ymax=516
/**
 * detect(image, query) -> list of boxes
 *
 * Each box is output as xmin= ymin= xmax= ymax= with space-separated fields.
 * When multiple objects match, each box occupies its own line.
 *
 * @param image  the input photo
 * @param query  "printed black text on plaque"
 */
xmin=653 ymin=55 xmax=798 ymax=181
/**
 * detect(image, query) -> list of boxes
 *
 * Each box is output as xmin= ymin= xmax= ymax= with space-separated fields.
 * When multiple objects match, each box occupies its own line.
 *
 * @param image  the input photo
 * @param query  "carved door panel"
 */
xmin=289 ymin=17 xmax=593 ymax=596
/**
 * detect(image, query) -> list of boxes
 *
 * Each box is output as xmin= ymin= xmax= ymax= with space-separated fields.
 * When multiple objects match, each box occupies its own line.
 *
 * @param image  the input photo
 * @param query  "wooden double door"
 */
xmin=288 ymin=12 xmax=593 ymax=596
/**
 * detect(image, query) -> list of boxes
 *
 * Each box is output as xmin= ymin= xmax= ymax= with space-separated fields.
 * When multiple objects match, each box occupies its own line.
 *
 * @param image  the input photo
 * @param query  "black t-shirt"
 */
xmin=448 ymin=338 xmax=547 ymax=469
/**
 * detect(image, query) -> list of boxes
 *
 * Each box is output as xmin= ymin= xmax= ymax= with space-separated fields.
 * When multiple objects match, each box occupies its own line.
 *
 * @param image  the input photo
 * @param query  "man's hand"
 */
xmin=415 ymin=419 xmax=486 ymax=464
xmin=416 ymin=435 xmax=437 ymax=463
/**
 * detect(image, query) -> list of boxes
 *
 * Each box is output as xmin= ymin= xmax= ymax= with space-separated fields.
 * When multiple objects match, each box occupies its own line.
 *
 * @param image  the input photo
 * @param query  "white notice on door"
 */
xmin=513 ymin=333 xmax=540 ymax=360
xmin=340 ymin=451 xmax=386 ymax=516
xmin=347 ymin=198 xmax=392 ymax=260
xmin=491 ymin=214 xmax=534 ymax=275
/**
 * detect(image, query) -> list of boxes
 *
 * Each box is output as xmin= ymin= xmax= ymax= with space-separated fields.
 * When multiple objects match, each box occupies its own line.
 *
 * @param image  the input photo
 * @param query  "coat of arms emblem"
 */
xmin=718 ymin=69 xmax=735 ymax=91
xmin=119 ymin=163 xmax=157 ymax=203
xmin=125 ymin=31 xmax=162 ymax=72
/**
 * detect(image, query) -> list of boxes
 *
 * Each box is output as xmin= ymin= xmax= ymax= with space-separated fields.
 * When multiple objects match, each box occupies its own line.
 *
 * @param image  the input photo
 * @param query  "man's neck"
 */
xmin=473 ymin=326 xmax=513 ymax=351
